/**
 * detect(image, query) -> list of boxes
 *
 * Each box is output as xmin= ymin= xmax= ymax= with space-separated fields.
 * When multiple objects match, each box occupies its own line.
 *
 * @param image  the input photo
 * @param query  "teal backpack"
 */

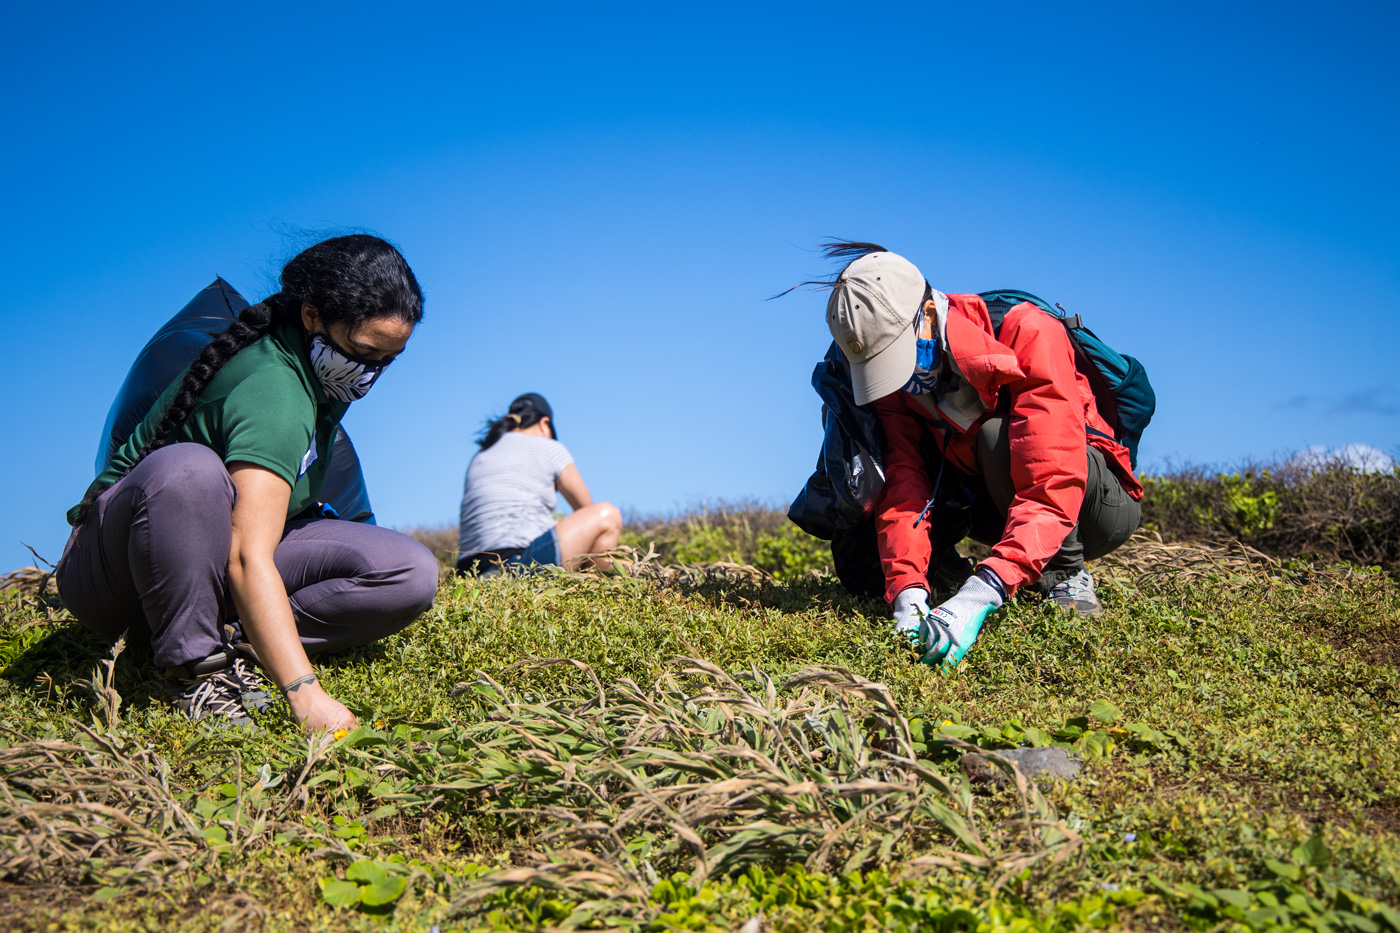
xmin=979 ymin=289 xmax=1155 ymax=469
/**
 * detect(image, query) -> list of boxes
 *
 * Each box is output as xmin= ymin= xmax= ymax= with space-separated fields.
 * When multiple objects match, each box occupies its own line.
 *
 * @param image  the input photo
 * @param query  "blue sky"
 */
xmin=2 ymin=1 xmax=1396 ymax=569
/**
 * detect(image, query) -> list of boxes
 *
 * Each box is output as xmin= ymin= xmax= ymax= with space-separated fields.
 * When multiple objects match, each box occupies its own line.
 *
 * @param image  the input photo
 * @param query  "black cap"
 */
xmin=510 ymin=392 xmax=556 ymax=439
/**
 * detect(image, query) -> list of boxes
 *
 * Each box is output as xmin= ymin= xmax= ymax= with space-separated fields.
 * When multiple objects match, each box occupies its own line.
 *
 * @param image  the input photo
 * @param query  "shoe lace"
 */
xmin=227 ymin=656 xmax=270 ymax=695
xmin=182 ymin=674 xmax=247 ymax=720
xmin=1051 ymin=571 xmax=1095 ymax=600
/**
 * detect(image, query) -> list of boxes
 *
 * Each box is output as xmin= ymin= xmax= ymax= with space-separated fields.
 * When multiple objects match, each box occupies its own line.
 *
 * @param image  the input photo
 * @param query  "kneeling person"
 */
xmin=821 ymin=244 xmax=1144 ymax=667
xmin=57 ymin=236 xmax=439 ymax=731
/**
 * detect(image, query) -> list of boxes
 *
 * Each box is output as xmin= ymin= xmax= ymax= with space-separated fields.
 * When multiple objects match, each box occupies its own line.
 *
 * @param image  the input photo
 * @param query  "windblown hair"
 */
xmin=478 ymin=397 xmax=549 ymax=451
xmin=73 ymin=234 xmax=423 ymax=525
xmin=772 ymin=240 xmax=891 ymax=299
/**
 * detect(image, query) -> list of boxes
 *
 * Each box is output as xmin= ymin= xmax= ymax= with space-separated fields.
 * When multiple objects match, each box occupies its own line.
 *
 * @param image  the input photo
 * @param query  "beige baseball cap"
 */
xmin=825 ymin=251 xmax=928 ymax=405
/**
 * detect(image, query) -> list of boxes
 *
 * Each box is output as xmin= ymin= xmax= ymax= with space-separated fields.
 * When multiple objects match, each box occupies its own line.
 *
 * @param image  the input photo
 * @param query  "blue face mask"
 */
xmin=902 ymin=310 xmax=941 ymax=396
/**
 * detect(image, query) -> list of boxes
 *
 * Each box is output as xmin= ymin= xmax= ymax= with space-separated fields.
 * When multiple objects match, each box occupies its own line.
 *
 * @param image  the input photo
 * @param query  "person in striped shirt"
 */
xmin=456 ymin=393 xmax=621 ymax=575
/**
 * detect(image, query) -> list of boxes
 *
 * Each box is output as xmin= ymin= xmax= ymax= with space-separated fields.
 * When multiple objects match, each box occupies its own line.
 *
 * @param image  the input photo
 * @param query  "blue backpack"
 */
xmin=979 ymin=289 xmax=1155 ymax=469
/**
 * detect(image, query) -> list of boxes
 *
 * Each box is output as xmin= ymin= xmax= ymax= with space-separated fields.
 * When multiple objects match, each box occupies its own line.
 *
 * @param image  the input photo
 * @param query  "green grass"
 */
xmin=1 ymin=537 xmax=1398 ymax=931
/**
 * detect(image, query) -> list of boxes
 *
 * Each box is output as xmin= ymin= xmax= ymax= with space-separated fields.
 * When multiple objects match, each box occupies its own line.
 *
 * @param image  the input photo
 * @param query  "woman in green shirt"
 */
xmin=57 ymin=235 xmax=437 ymax=731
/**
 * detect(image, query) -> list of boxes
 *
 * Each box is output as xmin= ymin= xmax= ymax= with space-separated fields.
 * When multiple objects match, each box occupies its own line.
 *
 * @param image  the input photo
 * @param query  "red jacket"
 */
xmin=872 ymin=294 xmax=1143 ymax=602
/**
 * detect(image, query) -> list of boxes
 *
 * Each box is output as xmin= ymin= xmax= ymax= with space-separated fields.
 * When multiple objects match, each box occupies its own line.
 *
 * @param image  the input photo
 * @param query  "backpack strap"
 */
xmin=979 ymin=289 xmax=1060 ymax=337
xmin=1086 ymin=425 xmax=1114 ymax=443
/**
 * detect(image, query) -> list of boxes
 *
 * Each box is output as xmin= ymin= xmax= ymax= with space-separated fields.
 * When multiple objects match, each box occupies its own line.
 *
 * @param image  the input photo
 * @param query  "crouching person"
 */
xmin=820 ymin=243 xmax=1143 ymax=667
xmin=456 ymin=393 xmax=622 ymax=576
xmin=56 ymin=235 xmax=439 ymax=730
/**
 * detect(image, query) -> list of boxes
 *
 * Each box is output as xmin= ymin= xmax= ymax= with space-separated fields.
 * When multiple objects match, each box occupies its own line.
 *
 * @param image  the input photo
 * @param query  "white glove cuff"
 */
xmin=892 ymin=587 xmax=931 ymax=634
xmin=893 ymin=588 xmax=931 ymax=613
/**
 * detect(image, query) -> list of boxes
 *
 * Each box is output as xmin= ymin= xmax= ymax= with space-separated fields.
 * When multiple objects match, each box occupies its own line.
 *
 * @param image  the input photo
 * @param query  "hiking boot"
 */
xmin=164 ymin=654 xmax=253 ymax=726
xmin=225 ymin=655 xmax=275 ymax=713
xmin=1048 ymin=569 xmax=1102 ymax=615
xmin=221 ymin=625 xmax=274 ymax=712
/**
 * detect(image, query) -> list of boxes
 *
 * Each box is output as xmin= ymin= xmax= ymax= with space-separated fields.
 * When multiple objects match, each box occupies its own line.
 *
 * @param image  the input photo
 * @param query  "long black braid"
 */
xmin=72 ymin=234 xmax=423 ymax=526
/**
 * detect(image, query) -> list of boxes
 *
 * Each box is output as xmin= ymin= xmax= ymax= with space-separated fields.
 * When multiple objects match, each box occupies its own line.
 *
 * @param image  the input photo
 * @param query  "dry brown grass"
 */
xmin=1142 ymin=458 xmax=1400 ymax=569
xmin=0 ymin=567 xmax=56 ymax=598
xmin=433 ymin=656 xmax=1079 ymax=923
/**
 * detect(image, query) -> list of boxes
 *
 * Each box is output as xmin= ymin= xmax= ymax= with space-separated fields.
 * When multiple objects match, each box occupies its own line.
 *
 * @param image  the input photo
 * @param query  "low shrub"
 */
xmin=1142 ymin=454 xmax=1400 ymax=569
xmin=3 ymin=534 xmax=1400 ymax=930
xmin=398 ymin=523 xmax=458 ymax=566
xmin=622 ymin=501 xmax=832 ymax=578
xmin=404 ymin=502 xmax=834 ymax=579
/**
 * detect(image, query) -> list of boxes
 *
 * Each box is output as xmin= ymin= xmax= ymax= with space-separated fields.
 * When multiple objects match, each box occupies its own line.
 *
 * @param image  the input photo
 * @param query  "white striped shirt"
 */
xmin=458 ymin=432 xmax=574 ymax=554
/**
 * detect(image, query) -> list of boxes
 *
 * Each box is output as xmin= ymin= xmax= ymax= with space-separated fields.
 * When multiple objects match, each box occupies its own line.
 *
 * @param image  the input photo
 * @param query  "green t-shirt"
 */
xmin=70 ymin=318 xmax=349 ymax=525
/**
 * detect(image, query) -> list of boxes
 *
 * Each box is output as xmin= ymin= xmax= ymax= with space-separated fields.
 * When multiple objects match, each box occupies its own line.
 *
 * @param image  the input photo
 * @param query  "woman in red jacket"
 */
xmin=820 ymin=243 xmax=1143 ymax=667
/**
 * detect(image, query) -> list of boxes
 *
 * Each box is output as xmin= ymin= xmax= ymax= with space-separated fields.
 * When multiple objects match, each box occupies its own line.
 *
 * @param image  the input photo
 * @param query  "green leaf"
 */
xmin=1335 ymin=911 xmax=1381 ymax=933
xmin=1215 ymin=888 xmax=1252 ymax=909
xmin=302 ymin=770 xmax=343 ymax=789
xmin=1292 ymin=833 xmax=1331 ymax=868
xmin=1021 ymin=726 xmax=1052 ymax=748
xmin=366 ymin=804 xmax=401 ymax=822
xmin=332 ymin=820 xmax=366 ymax=840
xmin=320 ymin=879 xmax=361 ymax=908
xmin=1374 ymin=904 xmax=1400 ymax=931
xmin=345 ymin=860 xmax=389 ymax=885
xmin=1089 ymin=700 xmax=1121 ymax=724
xmin=1081 ymin=730 xmax=1115 ymax=759
xmin=1264 ymin=858 xmax=1301 ymax=881
xmin=1245 ymin=906 xmax=1291 ymax=926
xmin=1366 ymin=902 xmax=1400 ymax=930
xmin=93 ymin=887 xmax=123 ymax=900
xmin=935 ymin=723 xmax=977 ymax=740
xmin=359 ymin=876 xmax=408 ymax=907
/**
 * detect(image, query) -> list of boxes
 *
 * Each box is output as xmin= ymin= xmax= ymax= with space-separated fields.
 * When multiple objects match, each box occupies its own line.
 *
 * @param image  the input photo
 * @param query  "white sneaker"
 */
xmin=1048 ymin=569 xmax=1102 ymax=616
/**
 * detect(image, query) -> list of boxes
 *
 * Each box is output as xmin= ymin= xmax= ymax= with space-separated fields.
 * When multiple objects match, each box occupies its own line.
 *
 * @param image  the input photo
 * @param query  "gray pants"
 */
xmin=971 ymin=416 xmax=1141 ymax=591
xmin=55 ymin=443 xmax=438 ymax=670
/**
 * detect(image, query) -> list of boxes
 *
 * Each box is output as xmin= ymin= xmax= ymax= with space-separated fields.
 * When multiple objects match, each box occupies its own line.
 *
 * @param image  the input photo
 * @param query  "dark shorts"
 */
xmin=456 ymin=526 xmax=562 ymax=576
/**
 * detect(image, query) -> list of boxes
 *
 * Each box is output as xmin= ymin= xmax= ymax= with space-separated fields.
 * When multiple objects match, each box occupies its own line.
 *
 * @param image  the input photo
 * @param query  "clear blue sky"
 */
xmin=2 ymin=1 xmax=1397 ymax=570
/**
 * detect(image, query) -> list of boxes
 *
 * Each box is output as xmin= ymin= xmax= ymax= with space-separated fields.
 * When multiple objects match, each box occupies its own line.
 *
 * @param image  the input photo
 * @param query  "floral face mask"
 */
xmin=308 ymin=332 xmax=392 ymax=402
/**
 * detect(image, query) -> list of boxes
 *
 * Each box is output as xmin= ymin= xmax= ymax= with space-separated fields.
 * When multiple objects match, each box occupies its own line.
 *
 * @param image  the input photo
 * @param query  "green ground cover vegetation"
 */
xmin=2 ymin=463 xmax=1398 ymax=931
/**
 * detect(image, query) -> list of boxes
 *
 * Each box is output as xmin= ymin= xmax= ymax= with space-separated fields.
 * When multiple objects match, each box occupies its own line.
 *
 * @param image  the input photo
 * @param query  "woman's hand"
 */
xmin=283 ymin=677 xmax=359 ymax=733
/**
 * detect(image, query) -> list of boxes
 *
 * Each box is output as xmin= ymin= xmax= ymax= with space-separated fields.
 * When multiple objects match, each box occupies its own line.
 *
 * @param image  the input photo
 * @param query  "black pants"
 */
xmin=969 ymin=416 xmax=1141 ymax=591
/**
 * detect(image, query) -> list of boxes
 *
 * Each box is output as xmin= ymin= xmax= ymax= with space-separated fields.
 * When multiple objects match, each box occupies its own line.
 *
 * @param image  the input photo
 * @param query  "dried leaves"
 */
xmin=1099 ymin=531 xmax=1282 ymax=596
xmin=0 ymin=651 xmax=1075 ymax=914
xmin=416 ymin=657 xmax=1080 ymax=916
xmin=0 ymin=725 xmax=346 ymax=889
xmin=0 ymin=727 xmax=203 ymax=885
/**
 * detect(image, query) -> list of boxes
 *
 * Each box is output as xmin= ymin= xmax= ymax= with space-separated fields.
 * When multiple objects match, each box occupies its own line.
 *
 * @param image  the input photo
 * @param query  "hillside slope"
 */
xmin=0 ymin=528 xmax=1397 ymax=931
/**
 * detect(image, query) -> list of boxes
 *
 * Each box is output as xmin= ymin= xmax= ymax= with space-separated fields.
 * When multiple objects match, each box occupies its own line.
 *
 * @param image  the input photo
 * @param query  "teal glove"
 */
xmin=921 ymin=575 xmax=1003 ymax=668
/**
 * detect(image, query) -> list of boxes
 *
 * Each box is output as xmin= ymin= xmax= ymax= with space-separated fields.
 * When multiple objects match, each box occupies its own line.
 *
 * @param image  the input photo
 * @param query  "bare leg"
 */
xmin=554 ymin=502 xmax=623 ymax=571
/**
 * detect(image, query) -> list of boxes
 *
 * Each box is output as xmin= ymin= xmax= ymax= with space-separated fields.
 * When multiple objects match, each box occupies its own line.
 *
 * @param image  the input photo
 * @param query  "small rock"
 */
xmin=960 ymin=747 xmax=1081 ymax=787
xmin=959 ymin=753 xmax=1003 ymax=787
xmin=994 ymin=747 xmax=1082 ymax=781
